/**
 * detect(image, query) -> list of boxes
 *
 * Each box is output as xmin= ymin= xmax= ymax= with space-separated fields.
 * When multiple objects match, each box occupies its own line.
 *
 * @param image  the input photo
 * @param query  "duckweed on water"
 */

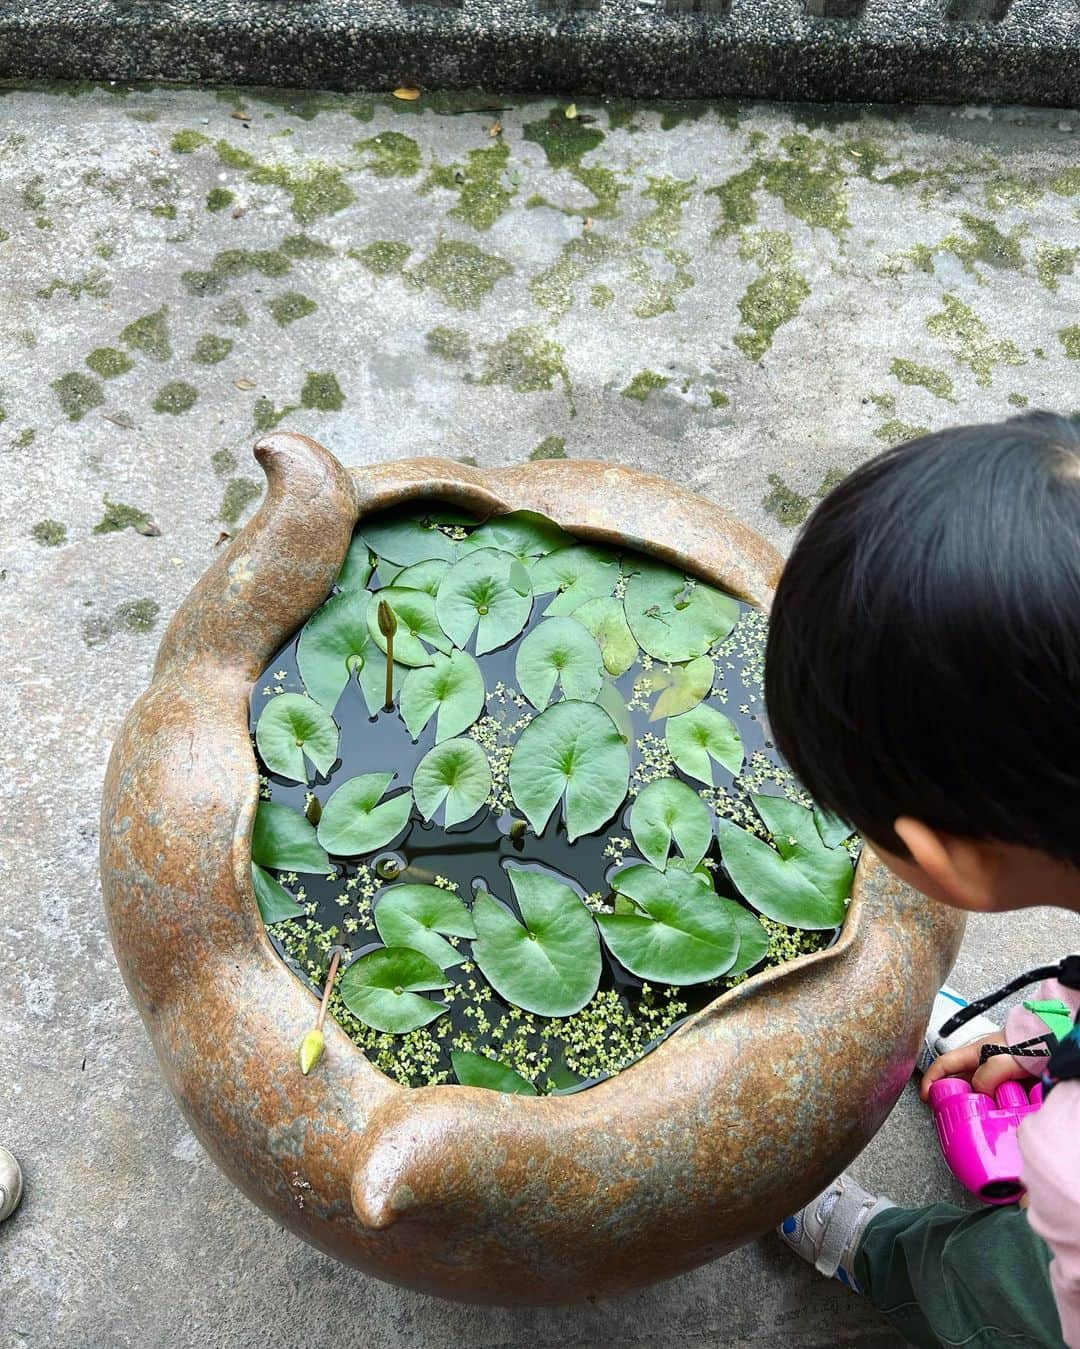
xmin=86 ymin=346 xmax=133 ymax=379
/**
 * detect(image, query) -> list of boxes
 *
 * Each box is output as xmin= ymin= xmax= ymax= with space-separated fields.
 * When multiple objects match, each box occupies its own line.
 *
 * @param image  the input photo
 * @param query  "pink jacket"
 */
xmin=1007 ymin=981 xmax=1080 ymax=1347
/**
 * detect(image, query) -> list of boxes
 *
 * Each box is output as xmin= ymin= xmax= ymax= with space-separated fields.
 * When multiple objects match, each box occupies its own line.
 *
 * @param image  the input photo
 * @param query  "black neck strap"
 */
xmin=939 ymin=954 xmax=1080 ymax=1040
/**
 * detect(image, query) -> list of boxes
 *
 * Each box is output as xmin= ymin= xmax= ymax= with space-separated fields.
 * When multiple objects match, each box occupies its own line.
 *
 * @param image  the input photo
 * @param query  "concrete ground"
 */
xmin=2 ymin=81 xmax=1080 ymax=1348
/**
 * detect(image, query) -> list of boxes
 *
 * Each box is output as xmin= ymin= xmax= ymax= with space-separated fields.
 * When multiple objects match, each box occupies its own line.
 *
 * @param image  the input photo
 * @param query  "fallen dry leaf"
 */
xmin=103 ymin=412 xmax=135 ymax=429
xmin=214 ymin=531 xmax=232 ymax=548
xmin=231 ymin=108 xmax=252 ymax=122
xmin=148 ymin=147 xmax=160 ymax=157
xmin=393 ymin=87 xmax=421 ymax=101
xmin=489 ymin=121 xmax=503 ymax=138
xmin=583 ymin=217 xmax=594 ymax=232
xmin=234 ymin=378 xmax=257 ymax=391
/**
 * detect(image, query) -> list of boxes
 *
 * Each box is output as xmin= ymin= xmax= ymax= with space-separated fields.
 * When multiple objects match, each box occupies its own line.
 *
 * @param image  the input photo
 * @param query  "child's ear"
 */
xmin=893 ymin=817 xmax=1002 ymax=912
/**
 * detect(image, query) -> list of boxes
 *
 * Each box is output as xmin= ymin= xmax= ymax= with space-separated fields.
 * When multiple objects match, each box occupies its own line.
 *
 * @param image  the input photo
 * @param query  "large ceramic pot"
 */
xmin=101 ymin=435 xmax=964 ymax=1304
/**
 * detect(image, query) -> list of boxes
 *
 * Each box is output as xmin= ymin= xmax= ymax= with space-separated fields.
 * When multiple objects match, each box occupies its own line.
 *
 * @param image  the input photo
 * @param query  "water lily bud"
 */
xmin=377 ymin=600 xmax=397 ymax=639
xmin=299 ymin=1028 xmax=325 ymax=1075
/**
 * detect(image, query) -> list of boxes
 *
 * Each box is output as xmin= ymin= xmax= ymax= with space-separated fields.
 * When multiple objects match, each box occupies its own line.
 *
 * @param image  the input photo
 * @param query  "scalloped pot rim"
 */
xmin=101 ymin=435 xmax=965 ymax=1305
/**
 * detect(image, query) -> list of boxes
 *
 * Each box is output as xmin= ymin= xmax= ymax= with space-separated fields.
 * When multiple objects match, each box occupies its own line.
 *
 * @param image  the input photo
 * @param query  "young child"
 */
xmin=763 ymin=412 xmax=1080 ymax=1348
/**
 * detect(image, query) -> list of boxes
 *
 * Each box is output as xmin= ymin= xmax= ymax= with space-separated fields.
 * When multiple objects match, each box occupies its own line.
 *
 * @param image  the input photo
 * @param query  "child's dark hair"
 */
xmin=764 ymin=412 xmax=1080 ymax=864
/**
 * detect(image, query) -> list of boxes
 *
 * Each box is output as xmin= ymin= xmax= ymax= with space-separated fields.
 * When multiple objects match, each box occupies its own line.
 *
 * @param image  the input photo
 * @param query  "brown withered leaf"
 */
xmin=234 ymin=378 xmax=257 ymax=391
xmin=489 ymin=121 xmax=502 ymax=137
xmin=393 ymin=87 xmax=421 ymax=101
xmin=231 ymin=108 xmax=252 ymax=122
xmin=214 ymin=531 xmax=232 ymax=548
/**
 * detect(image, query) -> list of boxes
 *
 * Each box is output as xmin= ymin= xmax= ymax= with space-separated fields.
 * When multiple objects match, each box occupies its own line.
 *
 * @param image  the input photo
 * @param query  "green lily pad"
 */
xmin=339 ymin=946 xmax=449 ymax=1033
xmin=472 ymin=868 xmax=602 ymax=1017
xmin=460 ymin=509 xmax=573 ymax=559
xmin=367 ymin=587 xmax=452 ymax=668
xmin=251 ymin=800 xmax=329 ymax=874
xmin=814 ymin=806 xmax=854 ymax=849
xmin=529 ymin=545 xmax=618 ymax=617
xmin=623 ymin=560 xmax=739 ymax=662
xmin=515 ymin=616 xmax=604 ymax=710
xmin=666 ymin=704 xmax=744 ymax=784
xmin=412 ymin=737 xmax=492 ymax=827
xmin=629 ymin=777 xmax=712 ymax=871
xmin=255 ymin=693 xmax=339 ymax=782
xmin=251 ymin=863 xmax=305 ymax=923
xmin=570 ymin=595 xmax=638 ymax=676
xmin=648 ymin=654 xmax=715 ymax=721
xmin=436 ymin=548 xmax=533 ymax=655
xmin=451 ymin=1050 xmax=538 ymax=1095
xmin=594 ymin=678 xmax=634 ymax=743
xmin=508 ymin=699 xmax=629 ymax=841
xmin=716 ymin=794 xmax=852 ymax=930
xmin=727 ymin=905 xmax=770 ymax=977
xmin=392 ymin=558 xmax=451 ymax=596
xmin=296 ymin=589 xmax=373 ymax=712
xmin=317 ymin=772 xmax=413 ymax=856
xmin=374 ymin=557 xmax=405 ymax=586
xmin=373 ymin=883 xmax=476 ymax=968
xmin=599 ymin=863 xmax=739 ymax=984
xmin=337 ymin=534 xmax=374 ymax=591
xmin=359 ymin=509 xmax=458 ymax=566
xmin=400 ymin=649 xmax=485 ymax=743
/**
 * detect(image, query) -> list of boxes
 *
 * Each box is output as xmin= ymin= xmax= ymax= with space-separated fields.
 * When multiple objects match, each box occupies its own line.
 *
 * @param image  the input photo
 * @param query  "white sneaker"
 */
xmin=0 ymin=1147 xmax=23 ymax=1221
xmin=914 ymin=984 xmax=1001 ymax=1076
xmin=778 ymin=1173 xmax=895 ymax=1291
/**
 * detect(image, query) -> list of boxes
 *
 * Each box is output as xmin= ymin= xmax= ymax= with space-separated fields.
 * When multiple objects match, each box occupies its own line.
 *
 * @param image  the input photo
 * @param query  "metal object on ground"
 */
xmin=100 ymin=437 xmax=964 ymax=1304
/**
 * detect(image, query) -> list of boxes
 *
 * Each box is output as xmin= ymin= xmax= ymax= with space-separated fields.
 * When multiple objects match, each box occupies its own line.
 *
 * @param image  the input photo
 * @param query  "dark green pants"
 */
xmin=854 ymin=1202 xmax=1065 ymax=1348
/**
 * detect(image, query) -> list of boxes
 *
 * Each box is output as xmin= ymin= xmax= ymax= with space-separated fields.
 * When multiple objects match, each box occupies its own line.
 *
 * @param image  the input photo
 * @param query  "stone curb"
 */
xmin=0 ymin=0 xmax=1077 ymax=107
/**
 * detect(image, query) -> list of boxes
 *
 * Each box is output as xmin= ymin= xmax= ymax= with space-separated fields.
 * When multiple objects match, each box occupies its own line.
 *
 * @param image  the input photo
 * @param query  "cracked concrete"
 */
xmin=2 ymin=80 xmax=1080 ymax=1347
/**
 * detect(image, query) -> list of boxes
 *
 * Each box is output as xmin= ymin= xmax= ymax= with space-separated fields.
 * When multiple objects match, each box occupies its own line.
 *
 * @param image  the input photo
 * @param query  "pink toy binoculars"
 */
xmin=928 ymin=1076 xmax=1044 ymax=1205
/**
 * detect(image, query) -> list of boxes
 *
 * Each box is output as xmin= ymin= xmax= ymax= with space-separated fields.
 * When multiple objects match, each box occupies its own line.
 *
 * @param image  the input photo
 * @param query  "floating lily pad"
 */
xmin=814 ymin=806 xmax=854 ymax=850
xmin=436 ymin=548 xmax=533 ymax=654
xmin=508 ymin=699 xmax=629 ymax=841
xmin=366 ymin=587 xmax=452 ymax=667
xmin=400 ymin=649 xmax=485 ymax=743
xmin=337 ymin=534 xmax=374 ymax=591
xmin=515 ymin=616 xmax=604 ymax=710
xmin=570 ymin=595 xmax=638 ymax=676
xmin=451 ymin=1050 xmax=538 ymax=1095
xmin=374 ymin=883 xmax=477 ymax=968
xmin=623 ymin=560 xmax=739 ymax=662
xmin=255 ymin=693 xmax=339 ymax=783
xmin=412 ymin=737 xmax=492 ymax=827
xmin=666 ymin=704 xmax=744 ymax=784
xmin=359 ymin=510 xmax=458 ymax=566
xmin=649 ymin=654 xmax=715 ymax=721
xmin=716 ymin=794 xmax=852 ymax=930
xmin=629 ymin=777 xmax=712 ymax=871
xmin=599 ymin=863 xmax=739 ymax=984
xmin=529 ymin=545 xmax=618 ymax=617
xmin=594 ymin=678 xmax=634 ymax=743
xmin=317 ymin=772 xmax=413 ymax=856
xmin=296 ymin=590 xmax=373 ymax=712
xmin=339 ymin=946 xmax=449 ymax=1033
xmin=251 ymin=862 xmax=305 ymax=923
xmin=472 ymin=868 xmax=601 ymax=1017
xmin=460 ymin=509 xmax=573 ymax=560
xmin=392 ymin=558 xmax=451 ymax=596
xmin=727 ymin=905 xmax=770 ymax=977
xmin=251 ymin=800 xmax=329 ymax=873
xmin=373 ymin=557 xmax=405 ymax=586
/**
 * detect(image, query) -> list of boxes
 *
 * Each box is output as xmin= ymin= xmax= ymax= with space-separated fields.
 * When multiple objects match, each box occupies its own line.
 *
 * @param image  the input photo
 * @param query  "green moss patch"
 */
xmin=529 ymin=436 xmax=567 ymax=460
xmin=94 ymin=496 xmax=159 ymax=536
xmin=152 ymin=381 xmax=199 ymax=415
xmin=267 ymin=291 xmax=317 ymax=326
xmin=478 ymin=327 xmax=570 ymax=397
xmin=83 ymin=597 xmax=161 ymax=647
xmin=351 ymin=241 xmax=412 ymax=276
xmin=889 ymin=359 xmax=954 ymax=401
xmin=926 ymin=294 xmax=1026 ymax=386
xmin=281 ymin=233 xmax=335 ymax=259
xmin=211 ymin=448 xmax=237 ymax=477
xmin=1035 ymin=243 xmax=1078 ymax=293
xmin=426 ymin=326 xmax=470 ymax=362
xmin=1061 ymin=327 xmax=1080 ymax=360
xmin=86 ymin=347 xmax=133 ymax=379
xmin=120 ymin=307 xmax=171 ymax=361
xmin=182 ymin=248 xmax=291 ymax=297
xmin=943 ymin=213 xmax=1024 ymax=275
xmin=37 ymin=271 xmax=111 ymax=301
xmin=300 ymin=370 xmax=344 ymax=411
xmin=206 ymin=187 xmax=235 ymax=213
xmin=219 ymin=476 xmax=263 ymax=524
xmin=171 ymin=129 xmax=210 ymax=153
xmin=31 ymin=519 xmax=67 ymax=547
xmin=621 ymin=370 xmax=669 ymax=402
xmin=214 ymin=298 xmax=250 ymax=326
xmin=874 ymin=419 xmax=931 ymax=446
xmin=192 ymin=333 xmax=234 ymax=365
xmin=425 ymin=140 xmax=516 ymax=231
xmin=355 ymin=131 xmax=422 ymax=178
xmin=410 ymin=241 xmax=513 ymax=310
xmin=52 ymin=372 xmax=104 ymax=422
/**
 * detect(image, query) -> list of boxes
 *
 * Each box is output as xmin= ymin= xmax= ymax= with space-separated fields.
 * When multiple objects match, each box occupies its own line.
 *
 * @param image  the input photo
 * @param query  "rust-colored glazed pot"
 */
xmin=101 ymin=436 xmax=964 ymax=1304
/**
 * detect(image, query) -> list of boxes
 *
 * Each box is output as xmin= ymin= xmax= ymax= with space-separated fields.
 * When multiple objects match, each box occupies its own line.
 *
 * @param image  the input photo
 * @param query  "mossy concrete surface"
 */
xmin=3 ymin=81 xmax=1080 ymax=1348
